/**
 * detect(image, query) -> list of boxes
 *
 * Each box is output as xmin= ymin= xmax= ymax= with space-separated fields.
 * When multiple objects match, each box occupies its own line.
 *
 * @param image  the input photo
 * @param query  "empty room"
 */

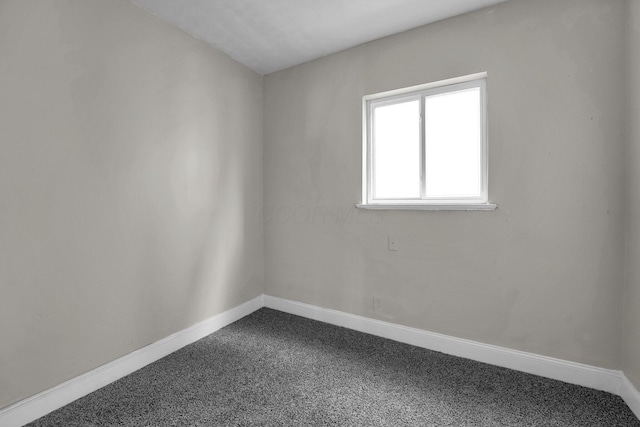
xmin=1 ymin=0 xmax=640 ymax=425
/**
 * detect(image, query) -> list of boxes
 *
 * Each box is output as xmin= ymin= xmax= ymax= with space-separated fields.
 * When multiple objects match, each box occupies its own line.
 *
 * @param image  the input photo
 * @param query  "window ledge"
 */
xmin=355 ymin=203 xmax=498 ymax=211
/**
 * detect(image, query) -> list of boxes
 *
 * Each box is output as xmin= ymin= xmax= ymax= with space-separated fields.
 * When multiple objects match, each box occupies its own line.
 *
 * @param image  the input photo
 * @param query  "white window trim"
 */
xmin=358 ymin=72 xmax=496 ymax=211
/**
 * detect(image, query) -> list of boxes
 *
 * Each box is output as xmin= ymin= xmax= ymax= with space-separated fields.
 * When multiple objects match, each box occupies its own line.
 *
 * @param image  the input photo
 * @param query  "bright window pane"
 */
xmin=425 ymin=88 xmax=481 ymax=198
xmin=372 ymin=99 xmax=420 ymax=199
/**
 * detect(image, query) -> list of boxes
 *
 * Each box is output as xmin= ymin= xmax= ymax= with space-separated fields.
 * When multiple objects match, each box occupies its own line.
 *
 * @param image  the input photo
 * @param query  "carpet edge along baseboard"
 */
xmin=1 ymin=294 xmax=639 ymax=426
xmin=262 ymin=295 xmax=640 ymax=421
xmin=0 ymin=295 xmax=265 ymax=427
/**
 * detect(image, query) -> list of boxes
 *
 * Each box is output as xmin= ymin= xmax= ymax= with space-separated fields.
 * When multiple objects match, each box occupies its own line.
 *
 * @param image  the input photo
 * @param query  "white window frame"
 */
xmin=358 ymin=73 xmax=496 ymax=211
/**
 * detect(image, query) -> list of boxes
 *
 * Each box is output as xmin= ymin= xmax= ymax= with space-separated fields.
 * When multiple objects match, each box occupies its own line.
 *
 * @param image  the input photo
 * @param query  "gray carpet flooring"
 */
xmin=27 ymin=308 xmax=640 ymax=426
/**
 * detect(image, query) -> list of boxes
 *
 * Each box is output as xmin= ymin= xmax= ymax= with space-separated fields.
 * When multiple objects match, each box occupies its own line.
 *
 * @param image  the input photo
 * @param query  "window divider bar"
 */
xmin=419 ymin=96 xmax=426 ymax=200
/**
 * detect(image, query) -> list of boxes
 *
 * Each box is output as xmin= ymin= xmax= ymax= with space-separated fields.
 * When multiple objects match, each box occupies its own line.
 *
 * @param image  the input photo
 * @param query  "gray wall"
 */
xmin=625 ymin=0 xmax=640 ymax=391
xmin=264 ymin=0 xmax=627 ymax=369
xmin=0 ymin=0 xmax=264 ymax=409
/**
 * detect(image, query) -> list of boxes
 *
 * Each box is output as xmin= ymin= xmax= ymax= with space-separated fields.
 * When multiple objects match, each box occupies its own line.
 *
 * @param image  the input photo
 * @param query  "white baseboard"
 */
xmin=0 ymin=295 xmax=264 ymax=427
xmin=621 ymin=374 xmax=640 ymax=420
xmin=264 ymin=295 xmax=640 ymax=416
xmin=3 ymin=294 xmax=639 ymax=426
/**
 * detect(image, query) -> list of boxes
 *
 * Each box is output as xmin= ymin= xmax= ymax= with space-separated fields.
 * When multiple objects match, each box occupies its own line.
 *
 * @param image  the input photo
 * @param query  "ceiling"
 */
xmin=130 ymin=0 xmax=510 ymax=75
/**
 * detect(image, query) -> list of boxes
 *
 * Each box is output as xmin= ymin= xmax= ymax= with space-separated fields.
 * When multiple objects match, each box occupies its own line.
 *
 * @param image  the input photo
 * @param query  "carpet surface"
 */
xmin=27 ymin=308 xmax=640 ymax=426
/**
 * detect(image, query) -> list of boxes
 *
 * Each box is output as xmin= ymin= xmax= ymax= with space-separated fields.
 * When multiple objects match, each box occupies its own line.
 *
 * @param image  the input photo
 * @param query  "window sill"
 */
xmin=355 ymin=203 xmax=498 ymax=211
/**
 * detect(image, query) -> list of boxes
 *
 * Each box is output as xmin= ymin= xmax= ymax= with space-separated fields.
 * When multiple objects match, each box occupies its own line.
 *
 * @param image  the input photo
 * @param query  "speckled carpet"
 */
xmin=27 ymin=308 xmax=639 ymax=426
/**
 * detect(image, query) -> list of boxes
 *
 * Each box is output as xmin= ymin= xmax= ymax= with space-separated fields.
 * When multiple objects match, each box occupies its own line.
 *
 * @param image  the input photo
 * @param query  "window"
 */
xmin=359 ymin=73 xmax=495 ymax=210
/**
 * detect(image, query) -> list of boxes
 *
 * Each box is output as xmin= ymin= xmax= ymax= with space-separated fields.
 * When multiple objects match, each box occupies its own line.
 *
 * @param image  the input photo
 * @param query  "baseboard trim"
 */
xmin=3 ymin=294 xmax=639 ymax=426
xmin=263 ymin=295 xmax=625 ymax=397
xmin=621 ymin=374 xmax=640 ymax=420
xmin=0 ymin=295 xmax=264 ymax=427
